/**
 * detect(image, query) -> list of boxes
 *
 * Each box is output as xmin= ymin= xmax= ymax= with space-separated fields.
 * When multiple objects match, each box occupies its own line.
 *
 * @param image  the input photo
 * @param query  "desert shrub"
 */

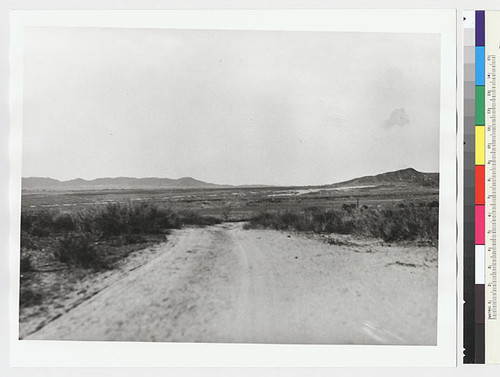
xmin=21 ymin=210 xmax=55 ymax=236
xmin=53 ymin=213 xmax=76 ymax=232
xmin=88 ymin=202 xmax=184 ymax=237
xmin=29 ymin=211 xmax=54 ymax=228
xmin=22 ymin=202 xmax=224 ymax=258
xmin=92 ymin=203 xmax=129 ymax=237
xmin=20 ymin=231 xmax=36 ymax=250
xmin=20 ymin=254 xmax=33 ymax=273
xmin=123 ymin=233 xmax=147 ymax=244
xmin=245 ymin=202 xmax=438 ymax=243
xmin=428 ymin=200 xmax=439 ymax=208
xmin=127 ymin=203 xmax=160 ymax=234
xmin=137 ymin=204 xmax=183 ymax=231
xmin=93 ymin=202 xmax=218 ymax=235
xmin=21 ymin=210 xmax=76 ymax=236
xmin=54 ymin=232 xmax=101 ymax=268
xmin=342 ymin=203 xmax=357 ymax=214
xmin=30 ymin=225 xmax=51 ymax=237
xmin=244 ymin=211 xmax=277 ymax=229
xmin=278 ymin=212 xmax=300 ymax=230
xmin=179 ymin=210 xmax=221 ymax=226
xmin=19 ymin=288 xmax=43 ymax=307
xmin=371 ymin=206 xmax=438 ymax=242
xmin=311 ymin=210 xmax=338 ymax=233
xmin=70 ymin=207 xmax=100 ymax=233
xmin=109 ymin=233 xmax=149 ymax=246
xmin=376 ymin=209 xmax=412 ymax=242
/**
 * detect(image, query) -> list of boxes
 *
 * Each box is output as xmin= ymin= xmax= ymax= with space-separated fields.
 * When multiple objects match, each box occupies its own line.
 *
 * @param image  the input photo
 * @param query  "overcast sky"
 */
xmin=22 ymin=27 xmax=440 ymax=186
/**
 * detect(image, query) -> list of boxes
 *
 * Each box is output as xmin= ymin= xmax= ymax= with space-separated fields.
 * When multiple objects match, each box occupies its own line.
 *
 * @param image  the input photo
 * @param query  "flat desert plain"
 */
xmin=19 ymin=170 xmax=439 ymax=344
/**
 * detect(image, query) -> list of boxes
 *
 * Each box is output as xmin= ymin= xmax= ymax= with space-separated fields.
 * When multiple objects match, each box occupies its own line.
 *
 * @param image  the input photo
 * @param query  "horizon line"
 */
xmin=21 ymin=167 xmax=439 ymax=188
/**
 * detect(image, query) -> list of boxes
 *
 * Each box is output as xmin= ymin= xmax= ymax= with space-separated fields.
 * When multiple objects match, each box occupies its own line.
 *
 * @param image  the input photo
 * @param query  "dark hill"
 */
xmin=333 ymin=168 xmax=439 ymax=188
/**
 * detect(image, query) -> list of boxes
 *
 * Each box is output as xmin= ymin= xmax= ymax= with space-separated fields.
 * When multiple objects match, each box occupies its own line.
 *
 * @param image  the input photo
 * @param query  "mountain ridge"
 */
xmin=22 ymin=167 xmax=439 ymax=191
xmin=22 ymin=176 xmax=229 ymax=191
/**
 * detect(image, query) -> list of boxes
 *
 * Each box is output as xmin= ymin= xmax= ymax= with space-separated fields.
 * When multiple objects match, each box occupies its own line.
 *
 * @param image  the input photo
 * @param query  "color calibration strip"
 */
xmin=476 ymin=9 xmax=486 ymax=364
xmin=465 ymin=10 xmax=500 ymax=364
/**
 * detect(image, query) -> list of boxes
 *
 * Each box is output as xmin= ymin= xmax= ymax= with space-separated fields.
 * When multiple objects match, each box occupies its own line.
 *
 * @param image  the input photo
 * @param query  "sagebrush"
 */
xmin=245 ymin=201 xmax=438 ymax=243
xmin=54 ymin=232 xmax=101 ymax=267
xmin=20 ymin=202 xmax=222 ymax=268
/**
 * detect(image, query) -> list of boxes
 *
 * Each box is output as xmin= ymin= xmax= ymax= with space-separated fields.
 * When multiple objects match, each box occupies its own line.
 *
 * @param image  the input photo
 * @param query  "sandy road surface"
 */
xmin=28 ymin=223 xmax=437 ymax=344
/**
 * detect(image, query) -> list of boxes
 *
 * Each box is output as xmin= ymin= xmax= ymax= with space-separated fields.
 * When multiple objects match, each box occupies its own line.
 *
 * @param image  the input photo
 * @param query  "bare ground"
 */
xmin=25 ymin=222 xmax=438 ymax=344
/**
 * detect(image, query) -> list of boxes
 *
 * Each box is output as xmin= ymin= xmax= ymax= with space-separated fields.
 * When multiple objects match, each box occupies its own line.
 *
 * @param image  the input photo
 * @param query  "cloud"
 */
xmin=384 ymin=108 xmax=409 ymax=128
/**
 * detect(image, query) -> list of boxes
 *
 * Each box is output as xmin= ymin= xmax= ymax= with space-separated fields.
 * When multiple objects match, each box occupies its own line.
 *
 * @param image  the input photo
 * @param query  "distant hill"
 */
xmin=332 ymin=168 xmax=439 ymax=188
xmin=22 ymin=168 xmax=438 ymax=192
xmin=22 ymin=176 xmax=230 ymax=191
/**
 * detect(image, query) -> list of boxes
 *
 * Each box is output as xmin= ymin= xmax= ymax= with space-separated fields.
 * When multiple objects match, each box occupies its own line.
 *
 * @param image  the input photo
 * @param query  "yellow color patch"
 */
xmin=476 ymin=125 xmax=485 ymax=165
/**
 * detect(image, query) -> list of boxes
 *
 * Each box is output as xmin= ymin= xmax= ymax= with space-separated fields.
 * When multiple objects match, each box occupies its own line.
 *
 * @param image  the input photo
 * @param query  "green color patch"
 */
xmin=476 ymin=85 xmax=485 ymax=125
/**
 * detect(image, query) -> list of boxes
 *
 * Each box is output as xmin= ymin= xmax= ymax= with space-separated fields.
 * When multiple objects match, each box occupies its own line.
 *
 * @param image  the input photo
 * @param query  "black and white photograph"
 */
xmin=8 ymin=9 xmax=457 ymax=368
xmin=18 ymin=25 xmax=441 ymax=345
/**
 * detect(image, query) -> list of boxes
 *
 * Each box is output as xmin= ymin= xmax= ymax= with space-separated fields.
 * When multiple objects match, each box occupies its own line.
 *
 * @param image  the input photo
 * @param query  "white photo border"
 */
xmin=9 ymin=9 xmax=456 ymax=367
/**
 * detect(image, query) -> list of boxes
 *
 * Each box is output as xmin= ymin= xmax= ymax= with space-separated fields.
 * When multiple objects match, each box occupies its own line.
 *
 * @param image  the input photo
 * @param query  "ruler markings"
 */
xmin=485 ymin=10 xmax=500 ymax=364
xmin=486 ymin=53 xmax=497 ymax=321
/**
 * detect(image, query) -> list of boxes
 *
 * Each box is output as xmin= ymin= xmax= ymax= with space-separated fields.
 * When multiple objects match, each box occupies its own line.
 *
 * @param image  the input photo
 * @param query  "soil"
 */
xmin=24 ymin=222 xmax=438 ymax=345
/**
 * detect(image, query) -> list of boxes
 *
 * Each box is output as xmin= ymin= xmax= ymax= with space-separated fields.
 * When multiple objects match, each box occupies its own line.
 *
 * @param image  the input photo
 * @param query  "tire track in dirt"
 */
xmin=228 ymin=224 xmax=281 ymax=343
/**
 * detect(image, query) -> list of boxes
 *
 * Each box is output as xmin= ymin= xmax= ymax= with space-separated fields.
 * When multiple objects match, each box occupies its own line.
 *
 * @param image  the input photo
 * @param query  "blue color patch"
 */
xmin=476 ymin=46 xmax=485 ymax=86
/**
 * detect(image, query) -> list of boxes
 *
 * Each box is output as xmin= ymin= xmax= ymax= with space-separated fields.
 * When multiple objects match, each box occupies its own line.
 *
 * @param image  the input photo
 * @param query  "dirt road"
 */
xmin=27 ymin=223 xmax=438 ymax=344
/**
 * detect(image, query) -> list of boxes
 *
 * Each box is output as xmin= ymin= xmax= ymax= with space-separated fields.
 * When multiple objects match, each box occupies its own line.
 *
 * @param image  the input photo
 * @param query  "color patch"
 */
xmin=476 ymin=285 xmax=486 ymax=324
xmin=476 ymin=324 xmax=486 ymax=363
xmin=476 ymin=86 xmax=485 ymax=125
xmin=476 ymin=47 xmax=485 ymax=85
xmin=476 ymin=126 xmax=485 ymax=165
xmin=476 ymin=245 xmax=485 ymax=284
xmin=476 ymin=10 xmax=485 ymax=46
xmin=476 ymin=165 xmax=485 ymax=204
xmin=476 ymin=205 xmax=485 ymax=245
